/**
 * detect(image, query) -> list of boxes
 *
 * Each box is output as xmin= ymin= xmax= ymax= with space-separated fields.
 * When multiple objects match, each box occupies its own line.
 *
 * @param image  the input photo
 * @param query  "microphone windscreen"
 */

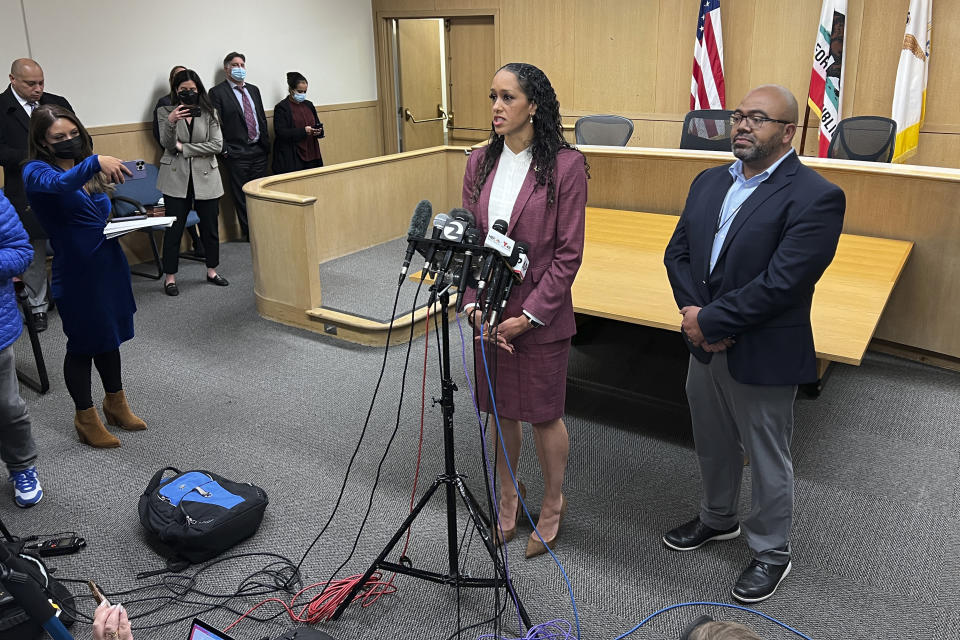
xmin=492 ymin=218 xmax=508 ymax=233
xmin=449 ymin=207 xmax=476 ymax=226
xmin=409 ymin=200 xmax=433 ymax=237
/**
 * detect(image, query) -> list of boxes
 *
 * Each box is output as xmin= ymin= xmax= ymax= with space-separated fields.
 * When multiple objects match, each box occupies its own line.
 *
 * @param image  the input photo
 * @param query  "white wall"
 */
xmin=2 ymin=0 xmax=376 ymax=126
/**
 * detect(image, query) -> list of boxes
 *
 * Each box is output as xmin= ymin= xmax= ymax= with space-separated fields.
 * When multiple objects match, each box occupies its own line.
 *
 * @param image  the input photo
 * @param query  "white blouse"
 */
xmin=487 ymin=144 xmax=533 ymax=230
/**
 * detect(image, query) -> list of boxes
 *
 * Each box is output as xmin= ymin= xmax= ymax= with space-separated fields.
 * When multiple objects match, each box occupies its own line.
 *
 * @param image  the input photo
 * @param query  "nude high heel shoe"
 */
xmin=525 ymin=494 xmax=567 ymax=558
xmin=496 ymin=481 xmax=526 ymax=545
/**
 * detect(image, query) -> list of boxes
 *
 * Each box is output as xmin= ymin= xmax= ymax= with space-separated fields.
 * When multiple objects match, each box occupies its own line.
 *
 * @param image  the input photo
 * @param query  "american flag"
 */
xmin=691 ymin=0 xmax=726 ymax=112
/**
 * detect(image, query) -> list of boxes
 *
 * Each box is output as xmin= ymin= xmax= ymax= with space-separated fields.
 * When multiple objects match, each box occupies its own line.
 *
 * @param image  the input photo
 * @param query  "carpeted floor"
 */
xmin=3 ymin=240 xmax=958 ymax=640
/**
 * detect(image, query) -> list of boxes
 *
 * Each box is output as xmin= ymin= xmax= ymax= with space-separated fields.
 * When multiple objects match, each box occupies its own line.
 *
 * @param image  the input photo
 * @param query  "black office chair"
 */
xmin=827 ymin=116 xmax=897 ymax=162
xmin=680 ymin=109 xmax=734 ymax=151
xmin=574 ymin=114 xmax=634 ymax=146
xmin=110 ymin=162 xmax=203 ymax=278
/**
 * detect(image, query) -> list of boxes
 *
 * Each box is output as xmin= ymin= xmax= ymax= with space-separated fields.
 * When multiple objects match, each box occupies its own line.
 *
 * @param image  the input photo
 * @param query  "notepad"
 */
xmin=103 ymin=216 xmax=176 ymax=239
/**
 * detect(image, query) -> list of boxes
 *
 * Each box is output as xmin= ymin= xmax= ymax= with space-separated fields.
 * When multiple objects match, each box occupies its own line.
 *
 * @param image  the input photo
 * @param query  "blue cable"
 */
xmin=455 ymin=312 xmax=524 ymax=632
xmin=612 ymin=601 xmax=813 ymax=640
xmin=476 ymin=321 xmax=581 ymax=640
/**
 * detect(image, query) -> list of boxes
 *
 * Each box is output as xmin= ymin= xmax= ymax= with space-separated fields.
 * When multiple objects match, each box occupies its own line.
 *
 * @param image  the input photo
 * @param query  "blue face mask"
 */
xmin=292 ymin=92 xmax=307 ymax=103
xmin=230 ymin=67 xmax=246 ymax=82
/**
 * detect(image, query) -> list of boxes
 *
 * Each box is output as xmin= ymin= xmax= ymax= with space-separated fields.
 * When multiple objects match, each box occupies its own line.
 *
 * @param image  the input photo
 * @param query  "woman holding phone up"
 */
xmin=23 ymin=105 xmax=145 ymax=448
xmin=156 ymin=69 xmax=227 ymax=296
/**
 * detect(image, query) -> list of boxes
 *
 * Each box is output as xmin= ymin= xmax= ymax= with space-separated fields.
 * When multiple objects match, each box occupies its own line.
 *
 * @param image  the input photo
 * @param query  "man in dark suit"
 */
xmin=208 ymin=51 xmax=269 ymax=241
xmin=0 ymin=58 xmax=73 ymax=331
xmin=662 ymin=85 xmax=845 ymax=603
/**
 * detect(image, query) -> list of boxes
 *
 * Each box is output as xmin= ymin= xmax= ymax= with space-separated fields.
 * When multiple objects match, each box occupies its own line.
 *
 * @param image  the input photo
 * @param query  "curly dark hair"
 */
xmin=469 ymin=62 xmax=586 ymax=207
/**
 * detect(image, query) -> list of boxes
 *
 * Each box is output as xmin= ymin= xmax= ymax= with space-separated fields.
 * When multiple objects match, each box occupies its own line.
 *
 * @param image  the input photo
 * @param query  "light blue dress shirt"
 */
xmin=710 ymin=148 xmax=795 ymax=273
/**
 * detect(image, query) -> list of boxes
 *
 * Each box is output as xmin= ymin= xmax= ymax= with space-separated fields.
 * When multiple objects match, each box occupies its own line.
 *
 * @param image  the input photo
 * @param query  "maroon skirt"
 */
xmin=473 ymin=336 xmax=571 ymax=424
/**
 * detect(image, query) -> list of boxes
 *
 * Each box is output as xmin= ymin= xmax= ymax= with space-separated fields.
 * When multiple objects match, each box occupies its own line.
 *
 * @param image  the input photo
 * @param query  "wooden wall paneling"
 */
xmin=498 ymin=0 xmax=576 ymax=107
xmin=314 ymin=103 xmax=383 ymax=164
xmin=654 ymin=0 xmax=701 ymax=115
xmin=448 ymin=16 xmax=497 ymax=137
xmin=718 ymin=0 xmax=757 ymax=108
xmin=745 ymin=0 xmax=823 ymax=110
xmin=850 ymin=0 xmax=905 ymax=118
xmin=922 ymin=0 xmax=960 ymax=128
xmin=572 ymin=0 xmax=660 ymax=115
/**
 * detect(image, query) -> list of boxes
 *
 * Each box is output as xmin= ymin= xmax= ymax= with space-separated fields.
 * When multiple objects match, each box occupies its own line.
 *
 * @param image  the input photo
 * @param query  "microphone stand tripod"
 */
xmin=331 ymin=278 xmax=531 ymax=631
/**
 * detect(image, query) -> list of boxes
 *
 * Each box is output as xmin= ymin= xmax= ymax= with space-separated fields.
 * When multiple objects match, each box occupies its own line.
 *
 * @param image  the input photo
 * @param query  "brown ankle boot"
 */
xmin=102 ymin=390 xmax=147 ymax=431
xmin=74 ymin=408 xmax=121 ymax=448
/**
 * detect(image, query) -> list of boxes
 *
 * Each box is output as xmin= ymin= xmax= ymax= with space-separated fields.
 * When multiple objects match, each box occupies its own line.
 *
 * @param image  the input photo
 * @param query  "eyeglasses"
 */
xmin=728 ymin=113 xmax=793 ymax=129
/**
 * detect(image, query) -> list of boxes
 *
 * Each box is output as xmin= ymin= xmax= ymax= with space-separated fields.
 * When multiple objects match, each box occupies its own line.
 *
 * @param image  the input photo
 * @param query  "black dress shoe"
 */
xmin=164 ymin=282 xmax=179 ymax=296
xmin=732 ymin=559 xmax=792 ymax=603
xmin=662 ymin=516 xmax=740 ymax=552
xmin=206 ymin=274 xmax=229 ymax=286
xmin=32 ymin=312 xmax=48 ymax=332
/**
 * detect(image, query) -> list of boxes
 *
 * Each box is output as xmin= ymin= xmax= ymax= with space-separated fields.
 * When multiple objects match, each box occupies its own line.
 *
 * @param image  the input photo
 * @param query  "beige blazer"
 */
xmin=156 ymin=106 xmax=224 ymax=200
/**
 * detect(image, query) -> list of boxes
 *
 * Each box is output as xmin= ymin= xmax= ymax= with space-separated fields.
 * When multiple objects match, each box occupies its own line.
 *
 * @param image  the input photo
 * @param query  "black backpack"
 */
xmin=138 ymin=467 xmax=269 ymax=564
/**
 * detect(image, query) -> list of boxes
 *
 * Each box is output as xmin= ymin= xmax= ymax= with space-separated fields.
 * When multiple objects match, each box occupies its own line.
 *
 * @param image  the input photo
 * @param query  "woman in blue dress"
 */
xmin=23 ymin=104 xmax=146 ymax=448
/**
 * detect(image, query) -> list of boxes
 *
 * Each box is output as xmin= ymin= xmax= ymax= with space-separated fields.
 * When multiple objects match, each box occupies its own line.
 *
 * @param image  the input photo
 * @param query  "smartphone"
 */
xmin=314 ymin=123 xmax=325 ymax=139
xmin=188 ymin=106 xmax=202 ymax=117
xmin=121 ymin=160 xmax=147 ymax=180
xmin=88 ymin=580 xmax=109 ymax=606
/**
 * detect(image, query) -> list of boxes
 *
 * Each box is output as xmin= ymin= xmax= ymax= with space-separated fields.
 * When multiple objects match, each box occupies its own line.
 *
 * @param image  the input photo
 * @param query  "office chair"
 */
xmin=680 ymin=109 xmax=734 ymax=151
xmin=574 ymin=114 xmax=634 ymax=146
xmin=827 ymin=116 xmax=897 ymax=162
xmin=110 ymin=162 xmax=203 ymax=278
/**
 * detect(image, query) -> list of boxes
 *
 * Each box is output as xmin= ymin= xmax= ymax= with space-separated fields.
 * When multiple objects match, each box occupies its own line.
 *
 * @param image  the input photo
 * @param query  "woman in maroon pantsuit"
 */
xmin=462 ymin=63 xmax=588 ymax=558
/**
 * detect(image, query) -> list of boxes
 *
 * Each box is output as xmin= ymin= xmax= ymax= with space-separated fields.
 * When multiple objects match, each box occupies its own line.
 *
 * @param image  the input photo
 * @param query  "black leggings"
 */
xmin=63 ymin=349 xmax=122 ymax=410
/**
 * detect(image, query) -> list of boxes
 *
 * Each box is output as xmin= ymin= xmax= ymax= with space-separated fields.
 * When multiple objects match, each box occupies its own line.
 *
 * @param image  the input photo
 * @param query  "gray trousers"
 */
xmin=0 ymin=345 xmax=38 ymax=473
xmin=686 ymin=352 xmax=796 ymax=564
xmin=22 ymin=238 xmax=48 ymax=313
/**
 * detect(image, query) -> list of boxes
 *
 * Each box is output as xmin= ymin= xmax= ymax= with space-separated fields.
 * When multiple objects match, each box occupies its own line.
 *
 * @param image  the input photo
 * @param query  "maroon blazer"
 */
xmin=461 ymin=146 xmax=587 ymax=345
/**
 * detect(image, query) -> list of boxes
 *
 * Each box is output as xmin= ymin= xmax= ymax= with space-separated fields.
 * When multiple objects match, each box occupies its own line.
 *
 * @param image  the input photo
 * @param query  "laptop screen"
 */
xmin=188 ymin=618 xmax=237 ymax=640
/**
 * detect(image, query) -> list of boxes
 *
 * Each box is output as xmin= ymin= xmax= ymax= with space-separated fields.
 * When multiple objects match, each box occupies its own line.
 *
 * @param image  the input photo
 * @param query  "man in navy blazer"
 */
xmin=0 ymin=58 xmax=73 ymax=331
xmin=662 ymin=85 xmax=845 ymax=603
xmin=209 ymin=51 xmax=270 ymax=241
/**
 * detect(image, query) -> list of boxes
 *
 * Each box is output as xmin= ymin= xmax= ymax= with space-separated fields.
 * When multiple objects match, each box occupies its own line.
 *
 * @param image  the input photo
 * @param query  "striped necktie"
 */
xmin=234 ymin=86 xmax=258 ymax=142
xmin=27 ymin=101 xmax=37 ymax=114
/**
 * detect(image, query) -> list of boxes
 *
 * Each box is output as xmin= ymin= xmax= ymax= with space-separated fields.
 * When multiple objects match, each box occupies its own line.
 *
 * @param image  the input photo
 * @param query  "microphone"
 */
xmin=435 ymin=209 xmax=474 ymax=277
xmin=490 ymin=241 xmax=529 ymax=326
xmin=399 ymin=200 xmax=433 ymax=284
xmin=419 ymin=213 xmax=450 ymax=279
xmin=483 ymin=245 xmax=513 ymax=324
xmin=455 ymin=226 xmax=482 ymax=311
xmin=477 ymin=219 xmax=510 ymax=293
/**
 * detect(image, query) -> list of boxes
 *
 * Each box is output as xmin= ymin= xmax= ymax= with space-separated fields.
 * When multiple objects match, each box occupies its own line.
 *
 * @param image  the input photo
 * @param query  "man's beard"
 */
xmin=732 ymin=137 xmax=770 ymax=163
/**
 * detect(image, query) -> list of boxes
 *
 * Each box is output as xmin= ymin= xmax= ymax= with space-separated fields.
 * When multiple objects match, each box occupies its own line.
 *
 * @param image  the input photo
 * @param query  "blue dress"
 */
xmin=23 ymin=156 xmax=136 ymax=355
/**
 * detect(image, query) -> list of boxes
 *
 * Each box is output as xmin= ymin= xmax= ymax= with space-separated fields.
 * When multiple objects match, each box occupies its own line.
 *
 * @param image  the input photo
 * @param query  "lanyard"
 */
xmin=715 ymin=203 xmax=743 ymax=237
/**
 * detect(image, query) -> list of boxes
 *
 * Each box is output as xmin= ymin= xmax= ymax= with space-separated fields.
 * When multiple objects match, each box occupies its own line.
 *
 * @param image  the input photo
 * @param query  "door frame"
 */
xmin=373 ymin=8 xmax=500 ymax=156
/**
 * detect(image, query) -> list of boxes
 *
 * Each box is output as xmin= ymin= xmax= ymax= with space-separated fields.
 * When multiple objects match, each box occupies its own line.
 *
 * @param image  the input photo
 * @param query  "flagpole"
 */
xmin=799 ymin=103 xmax=812 ymax=155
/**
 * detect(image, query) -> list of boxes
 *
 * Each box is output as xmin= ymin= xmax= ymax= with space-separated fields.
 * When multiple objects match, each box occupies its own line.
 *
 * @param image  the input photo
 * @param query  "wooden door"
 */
xmin=447 ymin=16 xmax=496 ymax=147
xmin=397 ymin=19 xmax=445 ymax=151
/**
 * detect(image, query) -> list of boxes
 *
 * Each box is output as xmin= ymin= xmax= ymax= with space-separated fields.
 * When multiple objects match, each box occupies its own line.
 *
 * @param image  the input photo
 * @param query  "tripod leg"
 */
xmin=330 ymin=478 xmax=445 ymax=621
xmin=455 ymin=479 xmax=532 ymax=630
